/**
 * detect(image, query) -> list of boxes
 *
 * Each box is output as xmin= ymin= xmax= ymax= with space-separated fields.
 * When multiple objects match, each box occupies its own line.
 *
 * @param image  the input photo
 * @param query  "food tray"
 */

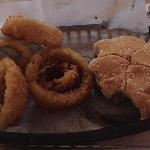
xmin=0 ymin=24 xmax=149 ymax=145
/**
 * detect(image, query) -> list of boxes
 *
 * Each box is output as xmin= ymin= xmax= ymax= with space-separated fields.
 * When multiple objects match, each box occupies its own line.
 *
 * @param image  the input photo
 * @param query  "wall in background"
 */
xmin=0 ymin=0 xmax=148 ymax=33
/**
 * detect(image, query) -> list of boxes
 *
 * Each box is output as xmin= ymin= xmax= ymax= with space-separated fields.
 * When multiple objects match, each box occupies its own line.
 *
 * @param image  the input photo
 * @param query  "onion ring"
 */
xmin=25 ymin=48 xmax=93 ymax=109
xmin=40 ymin=64 xmax=79 ymax=92
xmin=0 ymin=58 xmax=28 ymax=129
xmin=1 ymin=16 xmax=63 ymax=48
xmin=0 ymin=38 xmax=32 ymax=69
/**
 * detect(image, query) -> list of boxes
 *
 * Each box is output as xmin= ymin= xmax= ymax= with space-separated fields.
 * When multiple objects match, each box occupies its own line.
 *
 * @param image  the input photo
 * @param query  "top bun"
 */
xmin=89 ymin=36 xmax=150 ymax=118
xmin=94 ymin=36 xmax=145 ymax=60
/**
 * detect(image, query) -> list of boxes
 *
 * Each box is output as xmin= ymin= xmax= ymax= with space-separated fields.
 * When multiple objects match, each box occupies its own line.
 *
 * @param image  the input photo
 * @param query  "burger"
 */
xmin=88 ymin=36 xmax=150 ymax=119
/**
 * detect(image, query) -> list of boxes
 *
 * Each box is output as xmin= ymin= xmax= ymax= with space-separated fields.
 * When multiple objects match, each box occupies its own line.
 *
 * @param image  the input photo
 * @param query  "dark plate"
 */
xmin=0 ymin=24 xmax=149 ymax=145
xmin=0 ymin=118 xmax=150 ymax=145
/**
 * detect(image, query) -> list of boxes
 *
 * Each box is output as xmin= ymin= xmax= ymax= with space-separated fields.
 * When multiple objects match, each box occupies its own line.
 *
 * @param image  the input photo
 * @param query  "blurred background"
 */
xmin=0 ymin=0 xmax=149 ymax=33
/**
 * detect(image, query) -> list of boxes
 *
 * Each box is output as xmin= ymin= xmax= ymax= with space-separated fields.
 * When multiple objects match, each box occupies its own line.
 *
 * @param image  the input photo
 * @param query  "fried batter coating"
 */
xmin=0 ymin=38 xmax=32 ymax=69
xmin=41 ymin=64 xmax=79 ymax=92
xmin=26 ymin=48 xmax=93 ymax=109
xmin=0 ymin=58 xmax=28 ymax=129
xmin=1 ymin=16 xmax=63 ymax=48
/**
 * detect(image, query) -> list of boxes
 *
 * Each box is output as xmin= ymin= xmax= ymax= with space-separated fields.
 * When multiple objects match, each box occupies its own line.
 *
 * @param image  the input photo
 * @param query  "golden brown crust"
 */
xmin=89 ymin=55 xmax=129 ymax=95
xmin=126 ymin=65 xmax=150 ymax=118
xmin=90 ymin=36 xmax=150 ymax=118
xmin=113 ymin=36 xmax=145 ymax=59
xmin=26 ymin=48 xmax=93 ymax=109
xmin=0 ymin=58 xmax=28 ymax=129
xmin=93 ymin=39 xmax=122 ymax=58
xmin=1 ymin=16 xmax=63 ymax=48
xmin=94 ymin=36 xmax=145 ymax=60
xmin=131 ymin=43 xmax=150 ymax=67
xmin=0 ymin=38 xmax=32 ymax=69
xmin=41 ymin=65 xmax=79 ymax=92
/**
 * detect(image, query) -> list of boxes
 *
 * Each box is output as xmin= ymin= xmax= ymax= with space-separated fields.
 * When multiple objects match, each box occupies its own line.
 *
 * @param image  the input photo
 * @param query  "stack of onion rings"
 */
xmin=0 ymin=58 xmax=28 ymax=129
xmin=26 ymin=48 xmax=93 ymax=108
xmin=0 ymin=16 xmax=93 ymax=129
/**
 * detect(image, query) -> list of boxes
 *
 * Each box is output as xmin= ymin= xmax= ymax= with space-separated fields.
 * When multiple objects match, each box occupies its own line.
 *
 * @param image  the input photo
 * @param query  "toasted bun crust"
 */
xmin=94 ymin=36 xmax=145 ymax=60
xmin=94 ymin=39 xmax=122 ymax=58
xmin=131 ymin=43 xmax=150 ymax=67
xmin=89 ymin=55 xmax=129 ymax=95
xmin=126 ymin=65 xmax=150 ymax=118
xmin=89 ymin=36 xmax=150 ymax=118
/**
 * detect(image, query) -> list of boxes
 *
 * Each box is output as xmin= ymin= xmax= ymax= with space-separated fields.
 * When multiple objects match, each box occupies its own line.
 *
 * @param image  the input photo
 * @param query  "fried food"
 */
xmin=26 ymin=48 xmax=93 ymax=109
xmin=0 ymin=38 xmax=32 ymax=69
xmin=1 ymin=16 xmax=63 ymax=48
xmin=40 ymin=64 xmax=79 ymax=92
xmin=89 ymin=36 xmax=150 ymax=118
xmin=0 ymin=58 xmax=28 ymax=129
